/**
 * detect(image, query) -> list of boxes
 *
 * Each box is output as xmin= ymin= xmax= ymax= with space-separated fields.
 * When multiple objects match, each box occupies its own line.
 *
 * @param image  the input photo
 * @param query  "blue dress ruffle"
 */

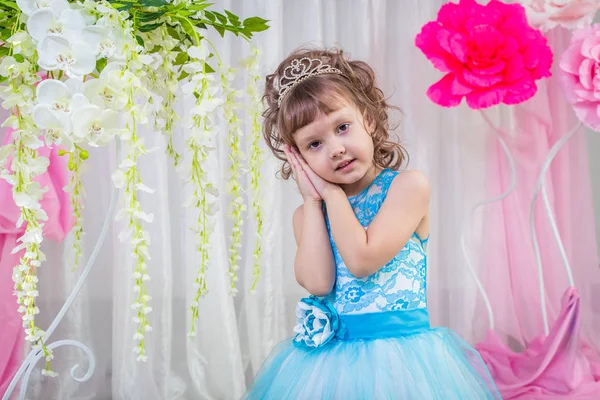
xmin=243 ymin=307 xmax=501 ymax=399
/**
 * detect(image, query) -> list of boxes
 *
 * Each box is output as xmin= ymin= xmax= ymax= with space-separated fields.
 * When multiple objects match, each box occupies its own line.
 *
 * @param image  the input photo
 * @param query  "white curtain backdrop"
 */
xmin=6 ymin=1 xmax=521 ymax=399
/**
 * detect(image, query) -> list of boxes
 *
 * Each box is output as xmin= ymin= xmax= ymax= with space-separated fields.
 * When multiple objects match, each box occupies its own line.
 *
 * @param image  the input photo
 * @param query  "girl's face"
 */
xmin=293 ymin=102 xmax=377 ymax=196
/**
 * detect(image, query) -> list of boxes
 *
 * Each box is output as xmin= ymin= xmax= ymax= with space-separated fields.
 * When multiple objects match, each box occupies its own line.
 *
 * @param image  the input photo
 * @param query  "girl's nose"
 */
xmin=329 ymin=145 xmax=345 ymax=159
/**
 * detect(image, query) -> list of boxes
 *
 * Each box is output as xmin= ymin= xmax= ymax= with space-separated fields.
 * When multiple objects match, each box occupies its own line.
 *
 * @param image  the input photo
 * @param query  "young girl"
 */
xmin=242 ymin=48 xmax=501 ymax=399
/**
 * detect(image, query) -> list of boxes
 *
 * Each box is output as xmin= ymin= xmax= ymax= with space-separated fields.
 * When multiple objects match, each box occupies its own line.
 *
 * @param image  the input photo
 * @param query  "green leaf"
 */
xmin=137 ymin=10 xmax=166 ymax=22
xmin=213 ymin=11 xmax=227 ymax=25
xmin=136 ymin=35 xmax=145 ymax=47
xmin=204 ymin=11 xmax=215 ymax=22
xmin=0 ymin=0 xmax=20 ymax=11
xmin=139 ymin=22 xmax=164 ymax=32
xmin=225 ymin=10 xmax=240 ymax=27
xmin=13 ymin=53 xmax=23 ymax=62
xmin=0 ymin=75 xmax=7 ymax=83
xmin=149 ymin=45 xmax=161 ymax=54
xmin=173 ymin=51 xmax=188 ymax=66
xmin=178 ymin=70 xmax=189 ymax=81
xmin=115 ymin=3 xmax=134 ymax=11
xmin=139 ymin=0 xmax=168 ymax=7
xmin=189 ymin=3 xmax=212 ymax=12
xmin=96 ymin=58 xmax=108 ymax=74
xmin=203 ymin=63 xmax=215 ymax=74
xmin=110 ymin=0 xmax=136 ymax=10
xmin=242 ymin=17 xmax=270 ymax=32
xmin=175 ymin=16 xmax=198 ymax=44
xmin=166 ymin=26 xmax=180 ymax=40
xmin=214 ymin=25 xmax=225 ymax=37
xmin=0 ymin=46 xmax=9 ymax=57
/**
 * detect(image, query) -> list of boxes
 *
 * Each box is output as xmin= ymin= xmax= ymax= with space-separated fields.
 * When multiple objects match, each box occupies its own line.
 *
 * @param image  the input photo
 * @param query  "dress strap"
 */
xmin=378 ymin=169 xmax=398 ymax=199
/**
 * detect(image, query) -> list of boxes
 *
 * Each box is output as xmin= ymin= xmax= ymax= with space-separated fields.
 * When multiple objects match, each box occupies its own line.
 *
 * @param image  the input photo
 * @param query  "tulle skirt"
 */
xmin=243 ymin=324 xmax=501 ymax=399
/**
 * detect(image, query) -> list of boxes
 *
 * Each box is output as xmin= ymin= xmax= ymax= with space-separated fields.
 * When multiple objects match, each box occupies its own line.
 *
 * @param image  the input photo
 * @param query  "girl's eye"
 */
xmin=308 ymin=141 xmax=321 ymax=149
xmin=337 ymin=123 xmax=350 ymax=134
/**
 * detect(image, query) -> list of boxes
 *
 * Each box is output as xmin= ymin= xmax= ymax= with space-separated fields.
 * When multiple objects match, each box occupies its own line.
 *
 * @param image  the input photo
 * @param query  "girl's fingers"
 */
xmin=283 ymin=146 xmax=298 ymax=180
xmin=292 ymin=149 xmax=316 ymax=180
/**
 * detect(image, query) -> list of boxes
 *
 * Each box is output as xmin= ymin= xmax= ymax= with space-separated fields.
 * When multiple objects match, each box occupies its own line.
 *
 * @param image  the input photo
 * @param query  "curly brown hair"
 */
xmin=262 ymin=47 xmax=408 ymax=179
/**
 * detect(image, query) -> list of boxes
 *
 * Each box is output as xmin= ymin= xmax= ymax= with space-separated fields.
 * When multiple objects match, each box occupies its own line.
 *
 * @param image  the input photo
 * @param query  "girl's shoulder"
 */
xmin=383 ymin=169 xmax=430 ymax=215
xmin=388 ymin=169 xmax=430 ymax=195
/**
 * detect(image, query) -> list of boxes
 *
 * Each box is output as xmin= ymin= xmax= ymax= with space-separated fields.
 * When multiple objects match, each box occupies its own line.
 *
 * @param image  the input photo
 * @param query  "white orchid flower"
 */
xmin=72 ymin=104 xmax=118 ymax=147
xmin=27 ymin=8 xmax=87 ymax=42
xmin=37 ymin=34 xmax=95 ymax=77
xmin=36 ymin=78 xmax=89 ymax=116
xmin=83 ymin=78 xmax=128 ymax=110
xmin=33 ymin=104 xmax=72 ymax=146
xmin=0 ymin=56 xmax=19 ymax=78
xmin=16 ymin=0 xmax=68 ymax=16
xmin=80 ymin=25 xmax=126 ymax=60
xmin=83 ymin=65 xmax=128 ymax=110
xmin=7 ymin=31 xmax=36 ymax=57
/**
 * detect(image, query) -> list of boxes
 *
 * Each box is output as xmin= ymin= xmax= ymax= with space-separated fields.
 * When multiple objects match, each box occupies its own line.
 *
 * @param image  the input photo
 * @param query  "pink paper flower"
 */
xmin=559 ymin=24 xmax=600 ymax=131
xmin=415 ymin=0 xmax=553 ymax=109
xmin=521 ymin=0 xmax=599 ymax=32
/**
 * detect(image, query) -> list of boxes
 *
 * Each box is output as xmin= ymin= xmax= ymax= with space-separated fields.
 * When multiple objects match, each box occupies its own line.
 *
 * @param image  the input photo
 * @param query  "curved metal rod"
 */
xmin=3 ymin=139 xmax=121 ymax=400
xmin=18 ymin=340 xmax=96 ymax=399
xmin=529 ymin=121 xmax=582 ymax=335
xmin=460 ymin=110 xmax=517 ymax=330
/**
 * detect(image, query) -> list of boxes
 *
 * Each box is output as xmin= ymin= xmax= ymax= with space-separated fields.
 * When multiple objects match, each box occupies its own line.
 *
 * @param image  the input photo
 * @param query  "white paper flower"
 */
xmin=27 ymin=9 xmax=87 ymax=42
xmin=72 ymin=104 xmax=118 ymax=146
xmin=80 ymin=25 xmax=126 ymax=60
xmin=16 ymin=0 xmax=68 ymax=16
xmin=37 ymin=34 xmax=95 ymax=77
xmin=521 ymin=0 xmax=599 ymax=31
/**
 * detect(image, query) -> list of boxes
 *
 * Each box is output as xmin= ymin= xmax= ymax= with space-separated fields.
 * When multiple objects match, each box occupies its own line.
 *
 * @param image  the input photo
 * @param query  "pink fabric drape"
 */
xmin=0 ymin=129 xmax=74 ymax=396
xmin=475 ymin=28 xmax=600 ymax=398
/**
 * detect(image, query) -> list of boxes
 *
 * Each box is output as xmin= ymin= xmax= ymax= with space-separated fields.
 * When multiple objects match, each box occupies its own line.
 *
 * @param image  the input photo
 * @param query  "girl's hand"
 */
xmin=287 ymin=146 xmax=342 ymax=201
xmin=284 ymin=144 xmax=321 ymax=203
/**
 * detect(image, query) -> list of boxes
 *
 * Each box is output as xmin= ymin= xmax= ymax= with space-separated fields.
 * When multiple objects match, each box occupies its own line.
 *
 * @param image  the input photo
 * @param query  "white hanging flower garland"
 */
xmin=0 ymin=0 xmax=269 ymax=375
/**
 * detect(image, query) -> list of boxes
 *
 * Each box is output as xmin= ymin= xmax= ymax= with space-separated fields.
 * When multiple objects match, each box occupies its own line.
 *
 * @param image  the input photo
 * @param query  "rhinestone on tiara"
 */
xmin=277 ymin=57 xmax=344 ymax=107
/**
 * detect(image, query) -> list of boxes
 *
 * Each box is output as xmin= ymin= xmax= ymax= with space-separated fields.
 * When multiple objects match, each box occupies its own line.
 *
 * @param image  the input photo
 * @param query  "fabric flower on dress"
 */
xmin=415 ymin=0 xmax=553 ymax=109
xmin=293 ymin=296 xmax=345 ymax=349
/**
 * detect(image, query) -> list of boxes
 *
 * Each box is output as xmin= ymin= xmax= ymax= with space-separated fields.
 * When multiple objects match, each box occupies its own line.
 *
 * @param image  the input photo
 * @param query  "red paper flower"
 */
xmin=415 ymin=0 xmax=553 ymax=109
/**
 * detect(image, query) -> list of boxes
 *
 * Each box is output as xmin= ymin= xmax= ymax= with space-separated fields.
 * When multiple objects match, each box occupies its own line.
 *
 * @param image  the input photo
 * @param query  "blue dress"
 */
xmin=243 ymin=169 xmax=501 ymax=399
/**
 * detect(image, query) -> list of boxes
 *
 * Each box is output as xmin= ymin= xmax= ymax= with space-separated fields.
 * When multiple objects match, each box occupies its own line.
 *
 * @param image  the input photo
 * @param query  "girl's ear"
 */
xmin=363 ymin=111 xmax=376 ymax=134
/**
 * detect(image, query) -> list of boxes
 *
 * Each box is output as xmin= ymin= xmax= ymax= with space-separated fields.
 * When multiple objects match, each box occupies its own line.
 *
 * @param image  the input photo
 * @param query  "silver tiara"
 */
xmin=277 ymin=57 xmax=344 ymax=107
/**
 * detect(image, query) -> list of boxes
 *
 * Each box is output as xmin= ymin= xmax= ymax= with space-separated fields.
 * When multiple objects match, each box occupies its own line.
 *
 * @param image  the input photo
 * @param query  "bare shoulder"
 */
xmin=384 ymin=170 xmax=430 ymax=236
xmin=388 ymin=169 xmax=431 ymax=200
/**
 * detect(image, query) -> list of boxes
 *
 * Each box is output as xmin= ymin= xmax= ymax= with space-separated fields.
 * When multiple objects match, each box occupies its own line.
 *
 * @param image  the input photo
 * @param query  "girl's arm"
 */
xmin=323 ymin=170 xmax=430 ymax=278
xmin=292 ymin=200 xmax=336 ymax=296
